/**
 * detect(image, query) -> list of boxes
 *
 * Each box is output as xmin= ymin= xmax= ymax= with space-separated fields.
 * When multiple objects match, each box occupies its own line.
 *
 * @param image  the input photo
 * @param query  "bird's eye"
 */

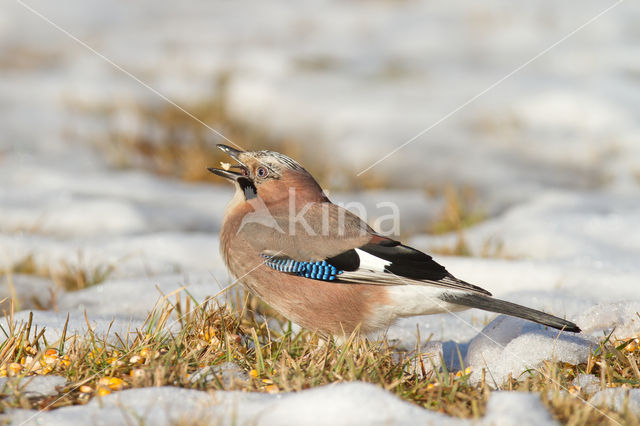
xmin=256 ymin=167 xmax=268 ymax=178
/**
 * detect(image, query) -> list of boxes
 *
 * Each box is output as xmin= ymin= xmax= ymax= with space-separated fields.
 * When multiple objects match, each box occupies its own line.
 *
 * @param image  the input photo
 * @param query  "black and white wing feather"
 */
xmin=262 ymin=238 xmax=491 ymax=296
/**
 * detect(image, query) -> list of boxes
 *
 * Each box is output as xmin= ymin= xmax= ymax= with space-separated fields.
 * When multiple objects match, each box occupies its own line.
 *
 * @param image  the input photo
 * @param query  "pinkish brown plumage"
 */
xmin=209 ymin=145 xmax=581 ymax=337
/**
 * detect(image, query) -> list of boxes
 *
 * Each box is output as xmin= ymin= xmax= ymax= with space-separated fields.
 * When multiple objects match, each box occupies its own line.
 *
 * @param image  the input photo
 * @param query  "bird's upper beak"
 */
xmin=208 ymin=144 xmax=249 ymax=181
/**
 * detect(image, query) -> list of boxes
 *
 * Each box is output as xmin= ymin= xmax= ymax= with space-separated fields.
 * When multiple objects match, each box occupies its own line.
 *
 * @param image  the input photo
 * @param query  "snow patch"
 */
xmin=465 ymin=316 xmax=591 ymax=386
xmin=590 ymin=388 xmax=640 ymax=416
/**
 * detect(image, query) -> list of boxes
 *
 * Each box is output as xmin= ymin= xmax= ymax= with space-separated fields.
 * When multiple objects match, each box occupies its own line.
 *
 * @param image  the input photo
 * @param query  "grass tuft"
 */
xmin=0 ymin=290 xmax=638 ymax=424
xmin=1 ymin=255 xmax=115 ymax=313
xmin=426 ymin=186 xmax=489 ymax=257
xmin=1 ymin=254 xmax=114 ymax=293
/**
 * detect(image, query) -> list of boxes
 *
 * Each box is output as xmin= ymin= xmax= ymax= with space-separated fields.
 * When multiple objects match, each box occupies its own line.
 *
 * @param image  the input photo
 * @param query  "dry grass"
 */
xmin=0 ymin=290 xmax=638 ymax=424
xmin=425 ymin=185 xmax=502 ymax=258
xmin=68 ymin=74 xmax=293 ymax=182
xmin=0 ymin=254 xmax=115 ymax=313
xmin=66 ymin=74 xmax=387 ymax=191
xmin=0 ymin=45 xmax=63 ymax=71
xmin=424 ymin=185 xmax=516 ymax=259
xmin=428 ymin=186 xmax=485 ymax=236
xmin=1 ymin=254 xmax=114 ymax=294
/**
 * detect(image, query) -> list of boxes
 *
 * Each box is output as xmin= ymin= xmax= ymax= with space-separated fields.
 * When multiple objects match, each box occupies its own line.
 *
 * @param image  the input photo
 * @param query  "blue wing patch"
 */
xmin=261 ymin=255 xmax=343 ymax=281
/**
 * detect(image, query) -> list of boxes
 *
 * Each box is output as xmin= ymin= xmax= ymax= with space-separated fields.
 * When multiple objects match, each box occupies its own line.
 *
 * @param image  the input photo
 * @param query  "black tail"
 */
xmin=440 ymin=293 xmax=581 ymax=333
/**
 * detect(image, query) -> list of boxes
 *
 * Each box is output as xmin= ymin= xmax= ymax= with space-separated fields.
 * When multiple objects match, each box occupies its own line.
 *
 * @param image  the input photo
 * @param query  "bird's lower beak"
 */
xmin=208 ymin=144 xmax=249 ymax=181
xmin=208 ymin=167 xmax=243 ymax=180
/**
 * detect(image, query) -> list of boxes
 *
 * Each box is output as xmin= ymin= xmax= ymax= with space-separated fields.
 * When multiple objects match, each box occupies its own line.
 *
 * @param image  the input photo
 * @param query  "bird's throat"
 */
xmin=238 ymin=177 xmax=257 ymax=200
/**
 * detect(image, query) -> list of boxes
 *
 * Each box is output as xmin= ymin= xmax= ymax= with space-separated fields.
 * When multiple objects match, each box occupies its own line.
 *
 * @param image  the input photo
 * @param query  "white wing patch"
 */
xmin=354 ymin=248 xmax=390 ymax=272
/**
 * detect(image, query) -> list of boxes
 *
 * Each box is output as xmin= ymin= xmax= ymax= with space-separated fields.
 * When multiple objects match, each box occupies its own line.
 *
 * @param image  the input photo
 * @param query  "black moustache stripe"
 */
xmin=238 ymin=177 xmax=257 ymax=200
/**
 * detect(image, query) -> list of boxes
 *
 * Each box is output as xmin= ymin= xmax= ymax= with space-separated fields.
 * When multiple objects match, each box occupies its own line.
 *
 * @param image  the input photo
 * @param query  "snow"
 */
xmin=412 ymin=190 xmax=640 ymax=269
xmin=464 ymin=316 xmax=591 ymax=386
xmin=255 ymin=382 xmax=458 ymax=426
xmin=56 ymin=273 xmax=224 ymax=316
xmin=1 ymin=0 xmax=639 ymax=423
xmin=590 ymin=388 xmax=640 ymax=417
xmin=5 ymin=382 xmax=571 ymax=426
xmin=7 ymin=383 xmax=459 ymax=426
xmin=0 ymin=376 xmax=67 ymax=398
xmin=189 ymin=362 xmax=249 ymax=387
xmin=481 ymin=392 xmax=558 ymax=426
xmin=11 ymin=310 xmax=145 ymax=345
xmin=576 ymin=302 xmax=640 ymax=340
xmin=0 ymin=274 xmax=54 ymax=312
xmin=572 ymin=374 xmax=601 ymax=395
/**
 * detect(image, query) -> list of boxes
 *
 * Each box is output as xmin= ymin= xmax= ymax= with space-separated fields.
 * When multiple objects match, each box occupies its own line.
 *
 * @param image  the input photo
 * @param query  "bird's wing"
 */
xmin=260 ymin=234 xmax=492 ymax=296
xmin=237 ymin=201 xmax=374 ymax=260
xmin=236 ymin=200 xmax=491 ymax=295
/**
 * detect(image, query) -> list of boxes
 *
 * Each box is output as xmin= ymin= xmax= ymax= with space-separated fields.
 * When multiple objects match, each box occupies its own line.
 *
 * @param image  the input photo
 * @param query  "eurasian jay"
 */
xmin=209 ymin=145 xmax=581 ymax=336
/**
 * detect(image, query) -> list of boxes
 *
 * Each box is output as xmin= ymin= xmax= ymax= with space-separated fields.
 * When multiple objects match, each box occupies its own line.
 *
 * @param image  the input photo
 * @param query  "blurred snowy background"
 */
xmin=1 ymin=0 xmax=640 ymax=423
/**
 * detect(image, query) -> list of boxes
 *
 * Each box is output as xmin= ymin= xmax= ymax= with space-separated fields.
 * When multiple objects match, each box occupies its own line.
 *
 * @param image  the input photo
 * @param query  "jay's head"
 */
xmin=208 ymin=145 xmax=328 ymax=204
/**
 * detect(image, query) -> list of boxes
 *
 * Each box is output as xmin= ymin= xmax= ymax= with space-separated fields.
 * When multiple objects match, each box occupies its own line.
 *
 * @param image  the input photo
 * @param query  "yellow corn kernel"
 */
xmin=21 ymin=356 xmax=35 ymax=368
xmin=60 ymin=355 xmax=71 ymax=367
xmin=79 ymin=385 xmax=93 ymax=393
xmin=249 ymin=369 xmax=258 ymax=378
xmin=106 ymin=357 xmax=124 ymax=367
xmin=130 ymin=369 xmax=145 ymax=379
xmin=265 ymin=384 xmax=278 ymax=393
xmin=203 ymin=326 xmax=216 ymax=341
xmin=262 ymin=379 xmax=273 ymax=384
xmin=98 ymin=376 xmax=125 ymax=390
xmin=42 ymin=349 xmax=59 ymax=365
xmin=8 ymin=363 xmax=22 ymax=376
xmin=455 ymin=367 xmax=470 ymax=377
xmin=35 ymin=365 xmax=53 ymax=375
xmin=97 ymin=387 xmax=111 ymax=396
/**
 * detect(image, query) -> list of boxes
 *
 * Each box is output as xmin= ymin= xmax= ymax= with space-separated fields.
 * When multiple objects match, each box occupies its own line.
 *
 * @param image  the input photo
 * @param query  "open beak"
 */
xmin=207 ymin=144 xmax=249 ymax=181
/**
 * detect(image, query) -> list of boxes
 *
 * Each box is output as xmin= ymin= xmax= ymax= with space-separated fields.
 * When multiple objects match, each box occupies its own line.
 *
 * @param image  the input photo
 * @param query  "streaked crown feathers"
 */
xmin=252 ymin=151 xmax=305 ymax=174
